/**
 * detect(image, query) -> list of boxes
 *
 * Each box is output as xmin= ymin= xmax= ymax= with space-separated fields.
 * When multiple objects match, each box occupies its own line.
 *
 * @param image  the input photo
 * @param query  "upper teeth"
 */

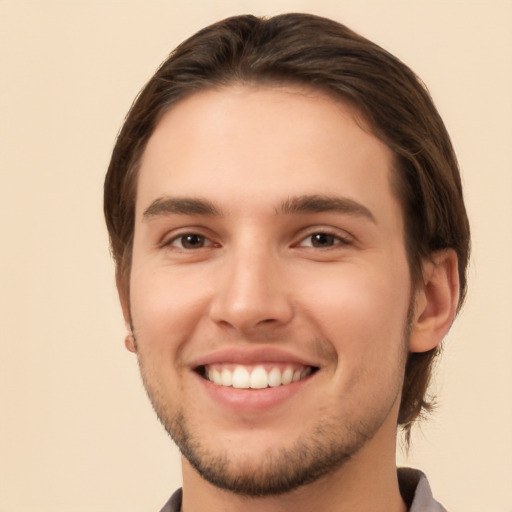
xmin=206 ymin=365 xmax=312 ymax=389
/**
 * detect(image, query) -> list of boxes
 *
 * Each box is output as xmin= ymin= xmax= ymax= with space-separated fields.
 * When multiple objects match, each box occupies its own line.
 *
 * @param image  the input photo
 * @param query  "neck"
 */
xmin=180 ymin=430 xmax=407 ymax=512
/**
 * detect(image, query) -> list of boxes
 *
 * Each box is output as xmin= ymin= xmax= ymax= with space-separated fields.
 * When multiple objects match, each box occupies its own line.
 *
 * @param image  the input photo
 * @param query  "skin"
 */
xmin=121 ymin=85 xmax=459 ymax=512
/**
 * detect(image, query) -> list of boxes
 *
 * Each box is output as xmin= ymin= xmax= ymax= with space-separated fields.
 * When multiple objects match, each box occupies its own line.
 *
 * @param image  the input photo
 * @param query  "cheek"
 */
xmin=298 ymin=261 xmax=411 ymax=357
xmin=129 ymin=265 xmax=211 ymax=350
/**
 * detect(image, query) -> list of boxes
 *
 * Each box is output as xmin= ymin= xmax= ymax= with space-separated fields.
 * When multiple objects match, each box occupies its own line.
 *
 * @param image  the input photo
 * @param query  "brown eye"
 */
xmin=310 ymin=233 xmax=336 ymax=247
xmin=171 ymin=233 xmax=210 ymax=249
xmin=297 ymin=231 xmax=351 ymax=249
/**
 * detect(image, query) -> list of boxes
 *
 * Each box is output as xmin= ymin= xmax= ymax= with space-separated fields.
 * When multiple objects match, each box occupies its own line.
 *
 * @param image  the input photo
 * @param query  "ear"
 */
xmin=116 ymin=274 xmax=137 ymax=354
xmin=409 ymin=249 xmax=460 ymax=353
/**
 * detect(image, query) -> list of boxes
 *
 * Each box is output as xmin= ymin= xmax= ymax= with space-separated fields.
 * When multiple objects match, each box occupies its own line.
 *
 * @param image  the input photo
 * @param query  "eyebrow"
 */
xmin=142 ymin=194 xmax=375 ymax=223
xmin=143 ymin=196 xmax=221 ymax=218
xmin=279 ymin=194 xmax=376 ymax=223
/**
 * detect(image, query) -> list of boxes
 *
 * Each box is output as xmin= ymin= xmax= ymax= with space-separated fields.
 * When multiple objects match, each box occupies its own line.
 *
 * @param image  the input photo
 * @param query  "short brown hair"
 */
xmin=104 ymin=13 xmax=470 ymax=436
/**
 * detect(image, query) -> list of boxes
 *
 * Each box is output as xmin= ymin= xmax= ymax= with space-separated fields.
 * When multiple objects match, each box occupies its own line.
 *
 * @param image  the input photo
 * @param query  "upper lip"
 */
xmin=189 ymin=346 xmax=321 ymax=369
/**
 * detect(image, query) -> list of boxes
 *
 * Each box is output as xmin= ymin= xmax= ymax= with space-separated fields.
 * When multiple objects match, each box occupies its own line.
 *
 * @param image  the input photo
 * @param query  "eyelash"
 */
xmin=163 ymin=230 xmax=352 ymax=251
xmin=165 ymin=233 xmax=217 ymax=250
xmin=296 ymin=231 xmax=352 ymax=249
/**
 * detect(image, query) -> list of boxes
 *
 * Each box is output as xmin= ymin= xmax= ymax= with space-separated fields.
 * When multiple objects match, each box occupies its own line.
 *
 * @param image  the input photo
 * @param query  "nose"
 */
xmin=208 ymin=244 xmax=294 ymax=333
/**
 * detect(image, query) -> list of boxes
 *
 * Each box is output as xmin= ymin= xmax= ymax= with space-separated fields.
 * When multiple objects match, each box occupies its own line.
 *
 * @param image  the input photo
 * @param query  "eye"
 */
xmin=168 ymin=233 xmax=214 ymax=249
xmin=298 ymin=232 xmax=350 ymax=248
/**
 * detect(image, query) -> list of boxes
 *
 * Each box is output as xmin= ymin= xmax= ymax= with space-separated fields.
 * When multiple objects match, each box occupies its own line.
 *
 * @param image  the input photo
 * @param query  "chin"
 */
xmin=154 ymin=403 xmax=385 ymax=497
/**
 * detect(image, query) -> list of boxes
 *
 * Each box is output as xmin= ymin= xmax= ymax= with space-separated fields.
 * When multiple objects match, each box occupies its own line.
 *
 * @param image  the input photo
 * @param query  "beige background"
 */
xmin=1 ymin=1 xmax=511 ymax=511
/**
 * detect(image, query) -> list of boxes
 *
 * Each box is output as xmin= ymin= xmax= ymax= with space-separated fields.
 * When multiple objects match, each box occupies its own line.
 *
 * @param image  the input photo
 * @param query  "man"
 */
xmin=104 ymin=13 xmax=470 ymax=512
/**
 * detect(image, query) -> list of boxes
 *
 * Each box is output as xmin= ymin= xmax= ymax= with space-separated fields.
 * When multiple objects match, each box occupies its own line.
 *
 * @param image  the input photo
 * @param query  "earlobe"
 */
xmin=409 ymin=250 xmax=460 ymax=353
xmin=125 ymin=332 xmax=137 ymax=353
xmin=116 ymin=273 xmax=137 ymax=353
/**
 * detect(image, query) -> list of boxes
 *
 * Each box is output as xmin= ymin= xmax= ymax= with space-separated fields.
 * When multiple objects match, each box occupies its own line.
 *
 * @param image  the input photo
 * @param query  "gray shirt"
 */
xmin=159 ymin=467 xmax=447 ymax=512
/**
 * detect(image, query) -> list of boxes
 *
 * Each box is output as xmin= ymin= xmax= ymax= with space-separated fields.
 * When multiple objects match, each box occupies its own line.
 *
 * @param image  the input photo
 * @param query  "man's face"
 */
xmin=127 ymin=85 xmax=414 ymax=495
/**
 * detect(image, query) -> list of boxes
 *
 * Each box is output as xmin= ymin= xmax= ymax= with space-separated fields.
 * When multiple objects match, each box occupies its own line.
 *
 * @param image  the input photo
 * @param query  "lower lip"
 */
xmin=196 ymin=372 xmax=313 ymax=413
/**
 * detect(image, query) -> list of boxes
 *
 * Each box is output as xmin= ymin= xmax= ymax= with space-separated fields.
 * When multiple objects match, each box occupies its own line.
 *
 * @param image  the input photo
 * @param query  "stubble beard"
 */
xmin=133 ymin=303 xmax=412 ymax=497
xmin=159 ymin=406 xmax=378 ymax=496
xmin=137 ymin=356 xmax=408 ymax=496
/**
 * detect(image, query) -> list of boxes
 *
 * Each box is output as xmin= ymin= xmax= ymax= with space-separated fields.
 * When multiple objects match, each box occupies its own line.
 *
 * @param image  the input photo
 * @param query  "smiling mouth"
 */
xmin=197 ymin=364 xmax=318 ymax=389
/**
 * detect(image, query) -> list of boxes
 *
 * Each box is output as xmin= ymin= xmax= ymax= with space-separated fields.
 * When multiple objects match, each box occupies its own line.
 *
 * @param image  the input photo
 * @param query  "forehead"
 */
xmin=136 ymin=84 xmax=401 ymax=225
